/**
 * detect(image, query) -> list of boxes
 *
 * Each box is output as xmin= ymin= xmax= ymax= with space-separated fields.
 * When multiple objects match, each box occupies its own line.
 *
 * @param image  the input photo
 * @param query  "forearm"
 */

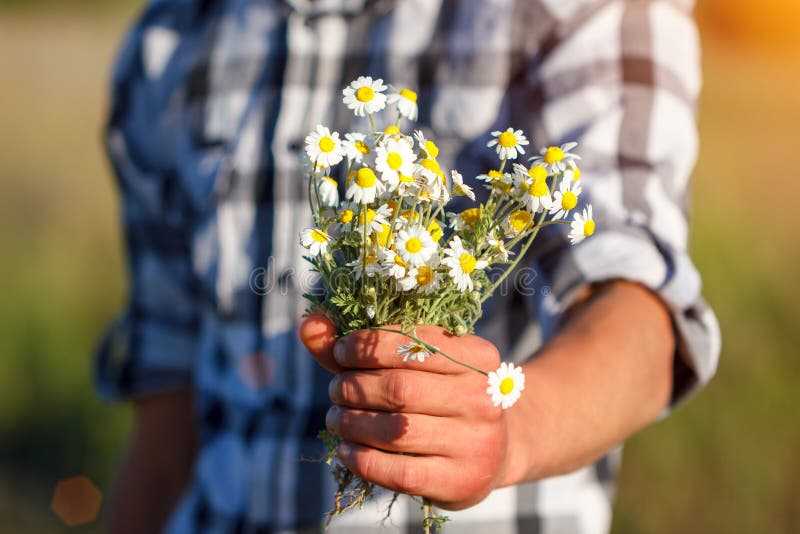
xmin=109 ymin=391 xmax=198 ymax=534
xmin=501 ymin=280 xmax=675 ymax=486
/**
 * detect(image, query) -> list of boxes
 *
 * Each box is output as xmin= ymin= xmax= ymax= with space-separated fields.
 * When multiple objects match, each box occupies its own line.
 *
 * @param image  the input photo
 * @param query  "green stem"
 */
xmin=423 ymin=498 xmax=433 ymax=534
xmin=370 ymin=327 xmax=488 ymax=376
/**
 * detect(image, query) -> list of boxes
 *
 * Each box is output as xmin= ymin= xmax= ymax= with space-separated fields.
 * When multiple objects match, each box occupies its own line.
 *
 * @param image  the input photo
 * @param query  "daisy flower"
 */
xmin=342 ymin=132 xmax=370 ymax=163
xmin=375 ymin=138 xmax=416 ymax=189
xmin=564 ymin=163 xmax=582 ymax=182
xmin=450 ymin=170 xmax=475 ymax=201
xmin=396 ymin=172 xmax=420 ymax=197
xmin=549 ymin=178 xmax=582 ymax=220
xmin=426 ymin=219 xmax=444 ymax=243
xmin=486 ymin=362 xmax=525 ymax=409
xmin=416 ymin=158 xmax=445 ymax=186
xmin=399 ymin=255 xmax=440 ymax=293
xmin=397 ymin=342 xmax=431 ymax=363
xmin=380 ymin=248 xmax=409 ymax=280
xmin=395 ymin=225 xmax=437 ymax=267
xmin=442 ymin=236 xmax=487 ymax=292
xmin=487 ymin=127 xmax=529 ymax=160
xmin=388 ymin=87 xmax=419 ymax=121
xmin=357 ymin=203 xmax=391 ymax=235
xmin=568 ymin=205 xmax=596 ymax=245
xmin=373 ymin=222 xmax=393 ymax=247
xmin=531 ymin=142 xmax=580 ymax=173
xmin=476 ymin=169 xmax=513 ymax=193
xmin=414 ymin=130 xmax=440 ymax=159
xmin=513 ymin=162 xmax=549 ymax=183
xmin=505 ymin=209 xmax=533 ymax=236
xmin=448 ymin=207 xmax=481 ymax=231
xmin=331 ymin=203 xmax=356 ymax=235
xmin=519 ymin=175 xmax=552 ymax=213
xmin=347 ymin=249 xmax=382 ymax=279
xmin=300 ymin=228 xmax=331 ymax=256
xmin=346 ymin=166 xmax=383 ymax=204
xmin=342 ymin=76 xmax=387 ymax=117
xmin=487 ymin=231 xmax=513 ymax=263
xmin=304 ymin=125 xmax=344 ymax=168
xmin=316 ymin=176 xmax=339 ymax=207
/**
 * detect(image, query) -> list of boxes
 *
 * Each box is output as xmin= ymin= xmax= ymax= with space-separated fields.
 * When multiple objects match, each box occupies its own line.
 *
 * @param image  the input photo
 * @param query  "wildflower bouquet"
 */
xmin=300 ymin=76 xmax=595 ymax=532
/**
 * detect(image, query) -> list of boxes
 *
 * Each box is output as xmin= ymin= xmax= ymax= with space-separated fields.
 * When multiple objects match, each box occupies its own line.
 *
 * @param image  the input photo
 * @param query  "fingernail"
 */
xmin=333 ymin=340 xmax=347 ymax=363
xmin=325 ymin=405 xmax=341 ymax=432
xmin=328 ymin=375 xmax=341 ymax=401
xmin=337 ymin=441 xmax=351 ymax=459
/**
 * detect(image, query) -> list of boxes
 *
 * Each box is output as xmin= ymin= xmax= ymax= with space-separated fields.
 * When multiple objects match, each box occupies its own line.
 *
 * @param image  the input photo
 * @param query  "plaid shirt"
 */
xmin=96 ymin=0 xmax=721 ymax=532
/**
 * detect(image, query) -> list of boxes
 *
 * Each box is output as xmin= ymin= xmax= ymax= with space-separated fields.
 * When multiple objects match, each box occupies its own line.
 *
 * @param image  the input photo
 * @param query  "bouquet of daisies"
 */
xmin=300 ymin=76 xmax=595 ymax=531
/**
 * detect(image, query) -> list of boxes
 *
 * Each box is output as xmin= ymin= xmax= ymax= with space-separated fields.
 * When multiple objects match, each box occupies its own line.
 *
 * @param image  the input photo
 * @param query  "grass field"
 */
xmin=1 ymin=3 xmax=798 ymax=533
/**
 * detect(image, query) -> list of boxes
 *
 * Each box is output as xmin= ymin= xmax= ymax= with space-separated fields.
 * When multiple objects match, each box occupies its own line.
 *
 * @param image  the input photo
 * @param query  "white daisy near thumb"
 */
xmin=486 ymin=362 xmax=525 ymax=409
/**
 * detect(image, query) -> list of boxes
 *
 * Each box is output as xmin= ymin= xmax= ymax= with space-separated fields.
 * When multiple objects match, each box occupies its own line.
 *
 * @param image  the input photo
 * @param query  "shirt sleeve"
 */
xmin=94 ymin=22 xmax=200 ymax=402
xmin=530 ymin=0 xmax=720 ymax=408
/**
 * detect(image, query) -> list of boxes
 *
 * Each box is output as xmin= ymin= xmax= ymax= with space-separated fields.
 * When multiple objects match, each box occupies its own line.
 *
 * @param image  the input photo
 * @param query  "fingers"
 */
xmin=329 ymin=369 xmax=494 ymax=418
xmin=333 ymin=325 xmax=500 ymax=375
xmin=326 ymin=406 xmax=454 ymax=455
xmin=298 ymin=314 xmax=340 ymax=373
xmin=336 ymin=442 xmax=491 ymax=508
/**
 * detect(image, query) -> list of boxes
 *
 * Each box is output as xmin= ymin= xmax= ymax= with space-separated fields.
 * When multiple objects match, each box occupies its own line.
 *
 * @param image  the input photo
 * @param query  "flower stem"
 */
xmin=370 ymin=327 xmax=488 ymax=376
xmin=423 ymin=498 xmax=433 ymax=534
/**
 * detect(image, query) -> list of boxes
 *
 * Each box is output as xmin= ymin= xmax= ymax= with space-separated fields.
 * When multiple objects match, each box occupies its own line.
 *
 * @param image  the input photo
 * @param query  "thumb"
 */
xmin=298 ymin=314 xmax=341 ymax=373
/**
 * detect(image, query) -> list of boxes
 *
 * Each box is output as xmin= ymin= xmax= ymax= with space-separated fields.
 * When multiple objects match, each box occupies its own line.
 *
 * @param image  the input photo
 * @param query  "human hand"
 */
xmin=299 ymin=315 xmax=508 ymax=510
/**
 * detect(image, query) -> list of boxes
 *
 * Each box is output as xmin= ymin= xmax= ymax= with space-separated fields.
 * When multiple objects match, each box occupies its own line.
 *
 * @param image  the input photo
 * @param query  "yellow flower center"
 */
xmin=459 ymin=252 xmax=477 ymax=274
xmin=394 ymin=254 xmax=407 ymax=268
xmin=356 ymin=86 xmax=375 ymax=102
xmin=420 ymin=158 xmax=444 ymax=178
xmin=528 ymin=179 xmax=549 ymax=198
xmin=499 ymin=377 xmax=514 ymax=395
xmin=561 ymin=191 xmax=577 ymax=210
xmin=544 ymin=146 xmax=565 ymax=164
xmin=416 ymin=265 xmax=434 ymax=286
xmin=498 ymin=131 xmax=517 ymax=148
xmin=427 ymin=220 xmax=443 ymax=242
xmin=322 ymin=176 xmax=337 ymax=187
xmin=401 ymin=209 xmax=419 ymax=221
xmin=355 ymin=140 xmax=370 ymax=155
xmin=387 ymin=151 xmax=403 ymax=170
xmin=527 ymin=165 xmax=548 ymax=181
xmin=375 ymin=223 xmax=391 ymax=246
xmin=339 ymin=209 xmax=354 ymax=224
xmin=318 ymin=136 xmax=335 ymax=153
xmin=356 ymin=167 xmax=377 ymax=188
xmin=364 ymin=253 xmax=378 ymax=265
xmin=583 ymin=219 xmax=596 ymax=237
xmin=460 ymin=207 xmax=481 ymax=227
xmin=399 ymin=174 xmax=416 ymax=183
xmin=384 ymin=124 xmax=401 ymax=135
xmin=508 ymin=210 xmax=532 ymax=233
xmin=424 ymin=140 xmax=439 ymax=159
xmin=405 ymin=237 xmax=423 ymax=254
xmin=571 ymin=166 xmax=582 ymax=181
xmin=410 ymin=345 xmax=425 ymax=353
xmin=358 ymin=208 xmax=376 ymax=226
xmin=487 ymin=170 xmax=503 ymax=180
xmin=400 ymin=88 xmax=418 ymax=102
xmin=310 ymin=229 xmax=329 ymax=243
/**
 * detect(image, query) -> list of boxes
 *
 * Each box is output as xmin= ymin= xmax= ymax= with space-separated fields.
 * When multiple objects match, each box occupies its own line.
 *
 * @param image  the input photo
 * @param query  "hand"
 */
xmin=299 ymin=315 xmax=508 ymax=510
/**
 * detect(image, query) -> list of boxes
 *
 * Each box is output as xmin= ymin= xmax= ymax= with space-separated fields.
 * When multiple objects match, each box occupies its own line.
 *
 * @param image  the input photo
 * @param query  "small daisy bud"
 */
xmin=454 ymin=325 xmax=468 ymax=336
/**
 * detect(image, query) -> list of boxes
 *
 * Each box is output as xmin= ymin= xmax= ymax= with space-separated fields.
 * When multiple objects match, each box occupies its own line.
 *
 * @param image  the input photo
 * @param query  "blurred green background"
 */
xmin=0 ymin=1 xmax=798 ymax=532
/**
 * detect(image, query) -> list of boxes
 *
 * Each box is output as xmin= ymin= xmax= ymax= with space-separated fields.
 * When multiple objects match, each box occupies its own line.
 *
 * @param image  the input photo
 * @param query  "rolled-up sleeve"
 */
xmin=532 ymin=0 xmax=720 ymax=407
xmin=95 ymin=23 xmax=200 ymax=401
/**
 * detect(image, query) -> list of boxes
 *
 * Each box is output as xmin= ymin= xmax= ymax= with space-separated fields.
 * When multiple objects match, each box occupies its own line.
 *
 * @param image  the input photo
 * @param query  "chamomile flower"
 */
xmin=477 ymin=169 xmax=513 ymax=193
xmin=442 ymin=236 xmax=487 ymax=292
xmin=347 ymin=249 xmax=382 ymax=279
xmin=568 ymin=205 xmax=596 ymax=245
xmin=513 ymin=162 xmax=549 ymax=183
xmin=342 ymin=76 xmax=387 ymax=116
xmin=331 ymin=203 xmax=357 ymax=235
xmin=531 ymin=142 xmax=580 ymax=173
xmin=375 ymin=138 xmax=416 ymax=189
xmin=416 ymin=158 xmax=445 ymax=186
xmin=505 ymin=209 xmax=534 ymax=236
xmin=357 ymin=203 xmax=391 ymax=235
xmin=549 ymin=178 xmax=582 ymax=220
xmin=316 ymin=176 xmax=339 ymax=207
xmin=397 ymin=342 xmax=431 ymax=363
xmin=450 ymin=170 xmax=475 ymax=201
xmin=448 ymin=207 xmax=481 ymax=231
xmin=396 ymin=172 xmax=421 ymax=197
xmin=380 ymin=248 xmax=409 ymax=280
xmin=414 ymin=130 xmax=440 ymax=159
xmin=486 ymin=362 xmax=525 ymax=409
xmin=519 ymin=174 xmax=552 ymax=213
xmin=426 ymin=219 xmax=444 ymax=243
xmin=304 ymin=125 xmax=344 ymax=168
xmin=399 ymin=261 xmax=440 ymax=293
xmin=487 ymin=231 xmax=513 ymax=262
xmin=300 ymin=228 xmax=331 ymax=256
xmin=388 ymin=87 xmax=419 ymax=121
xmin=342 ymin=132 xmax=370 ymax=163
xmin=346 ymin=166 xmax=383 ymax=204
xmin=487 ymin=128 xmax=529 ymax=160
xmin=564 ymin=163 xmax=582 ymax=182
xmin=395 ymin=225 xmax=437 ymax=267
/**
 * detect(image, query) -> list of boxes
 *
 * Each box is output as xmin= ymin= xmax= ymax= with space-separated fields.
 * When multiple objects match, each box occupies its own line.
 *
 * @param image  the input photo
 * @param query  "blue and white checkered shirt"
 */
xmin=96 ymin=0 xmax=720 ymax=532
